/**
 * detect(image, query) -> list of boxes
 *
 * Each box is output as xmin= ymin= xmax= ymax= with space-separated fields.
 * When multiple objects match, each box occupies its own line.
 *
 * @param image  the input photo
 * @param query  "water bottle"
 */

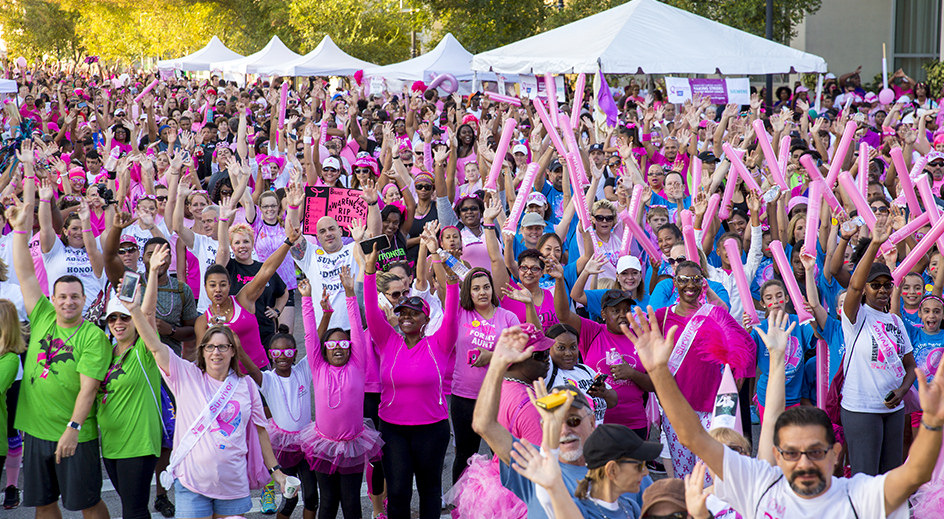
xmin=438 ymin=249 xmax=471 ymax=279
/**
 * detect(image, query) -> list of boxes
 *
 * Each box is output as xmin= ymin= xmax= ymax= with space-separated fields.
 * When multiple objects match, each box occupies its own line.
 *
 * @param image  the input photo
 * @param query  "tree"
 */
xmin=0 ymin=0 xmax=83 ymax=61
xmin=423 ymin=0 xmax=548 ymax=54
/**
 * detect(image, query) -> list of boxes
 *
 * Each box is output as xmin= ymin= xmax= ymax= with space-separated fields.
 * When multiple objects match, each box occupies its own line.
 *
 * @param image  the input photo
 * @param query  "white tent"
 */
xmin=0 ymin=79 xmax=17 ymax=94
xmin=471 ymin=0 xmax=827 ymax=75
xmin=157 ymin=36 xmax=243 ymax=72
xmin=212 ymin=36 xmax=302 ymax=76
xmin=364 ymin=33 xmax=479 ymax=82
xmin=255 ymin=36 xmax=377 ymax=77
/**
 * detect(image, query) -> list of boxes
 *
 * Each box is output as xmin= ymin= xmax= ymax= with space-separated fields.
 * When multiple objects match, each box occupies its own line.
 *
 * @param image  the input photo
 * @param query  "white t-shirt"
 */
xmin=544 ymin=363 xmax=611 ymax=425
xmin=294 ymin=238 xmax=359 ymax=330
xmin=0 ymin=281 xmax=27 ymax=320
xmin=0 ymin=233 xmax=15 ymax=285
xmin=715 ymin=447 xmax=905 ymax=519
xmin=120 ymin=221 xmax=171 ymax=272
xmin=188 ymin=233 xmax=220 ymax=313
xmin=260 ymin=362 xmax=313 ymax=432
xmin=840 ymin=304 xmax=913 ymax=413
xmin=42 ymin=239 xmax=104 ymax=311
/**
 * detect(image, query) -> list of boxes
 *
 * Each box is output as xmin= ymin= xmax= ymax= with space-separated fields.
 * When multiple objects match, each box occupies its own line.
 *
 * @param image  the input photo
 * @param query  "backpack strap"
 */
xmin=754 ymin=475 xmax=784 ymax=517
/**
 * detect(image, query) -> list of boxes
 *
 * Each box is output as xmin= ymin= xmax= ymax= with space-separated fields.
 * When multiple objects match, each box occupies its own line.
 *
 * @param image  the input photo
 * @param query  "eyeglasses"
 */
xmin=354 ymin=168 xmax=373 ymax=175
xmin=386 ymin=290 xmax=405 ymax=300
xmin=564 ymin=414 xmax=587 ymax=428
xmin=204 ymin=344 xmax=233 ymax=352
xmin=666 ymin=256 xmax=686 ymax=265
xmin=869 ymin=281 xmax=894 ymax=291
xmin=325 ymin=340 xmax=351 ymax=350
xmin=530 ymin=350 xmax=550 ymax=362
xmin=107 ymin=314 xmax=131 ymax=323
xmin=323 ymin=167 xmax=339 ymax=172
xmin=616 ymin=459 xmax=646 ymax=471
xmin=117 ymin=246 xmax=139 ymax=255
xmin=459 ymin=205 xmax=480 ymax=213
xmin=518 ymin=265 xmax=544 ymax=274
xmin=270 ymin=349 xmax=296 ymax=358
xmin=776 ymin=446 xmax=830 ymax=462
xmin=871 ymin=206 xmax=890 ymax=214
xmin=675 ymin=274 xmax=704 ymax=286
xmin=260 ymin=204 xmax=279 ymax=210
xmin=593 ymin=214 xmax=616 ymax=222
xmin=155 ymin=195 xmax=168 ymax=202
xmin=415 ymin=184 xmax=434 ymax=191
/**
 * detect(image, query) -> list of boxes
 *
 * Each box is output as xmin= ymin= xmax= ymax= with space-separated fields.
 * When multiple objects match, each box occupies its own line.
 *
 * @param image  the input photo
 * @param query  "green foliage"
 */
xmin=424 ymin=0 xmax=548 ymax=54
xmin=0 ymin=0 xmax=82 ymax=60
xmin=923 ymin=60 xmax=944 ymax=97
xmin=661 ymin=0 xmax=822 ymax=44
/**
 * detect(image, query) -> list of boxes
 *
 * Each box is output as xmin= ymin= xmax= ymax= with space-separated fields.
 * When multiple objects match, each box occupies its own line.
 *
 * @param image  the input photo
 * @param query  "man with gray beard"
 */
xmin=472 ymin=326 xmax=652 ymax=519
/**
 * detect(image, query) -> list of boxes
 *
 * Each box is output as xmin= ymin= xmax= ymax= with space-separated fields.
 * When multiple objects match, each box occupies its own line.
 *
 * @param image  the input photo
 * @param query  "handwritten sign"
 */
xmin=302 ymin=187 xmax=369 ymax=236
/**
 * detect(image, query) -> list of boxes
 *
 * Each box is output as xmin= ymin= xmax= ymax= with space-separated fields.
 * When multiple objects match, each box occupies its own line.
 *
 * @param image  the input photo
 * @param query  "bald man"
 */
xmin=291 ymin=216 xmax=360 ymax=329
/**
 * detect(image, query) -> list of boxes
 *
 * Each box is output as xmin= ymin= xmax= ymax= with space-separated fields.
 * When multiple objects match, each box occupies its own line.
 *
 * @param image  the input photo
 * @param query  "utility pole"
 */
xmin=765 ymin=0 xmax=773 ymax=109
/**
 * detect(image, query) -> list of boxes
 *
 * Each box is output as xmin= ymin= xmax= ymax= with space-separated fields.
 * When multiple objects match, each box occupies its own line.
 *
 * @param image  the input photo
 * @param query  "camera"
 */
xmin=96 ymin=185 xmax=116 ymax=206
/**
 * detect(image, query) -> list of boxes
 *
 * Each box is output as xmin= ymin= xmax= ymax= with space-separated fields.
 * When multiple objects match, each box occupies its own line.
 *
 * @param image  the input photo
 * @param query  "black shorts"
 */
xmin=285 ymin=288 xmax=296 ymax=307
xmin=22 ymin=434 xmax=103 ymax=510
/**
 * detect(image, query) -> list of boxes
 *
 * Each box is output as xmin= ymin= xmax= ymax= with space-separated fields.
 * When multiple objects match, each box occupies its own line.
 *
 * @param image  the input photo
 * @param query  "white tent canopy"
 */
xmin=471 ymin=0 xmax=827 ymax=75
xmin=212 ymin=36 xmax=302 ymax=76
xmin=157 ymin=36 xmax=243 ymax=72
xmin=0 ymin=79 xmax=17 ymax=94
xmin=365 ymin=33 xmax=484 ymax=82
xmin=255 ymin=36 xmax=377 ymax=77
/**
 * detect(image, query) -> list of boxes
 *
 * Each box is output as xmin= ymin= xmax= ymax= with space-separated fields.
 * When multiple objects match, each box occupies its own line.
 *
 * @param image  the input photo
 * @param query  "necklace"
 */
xmin=503 ymin=376 xmax=531 ymax=385
xmin=275 ymin=370 xmax=302 ymax=421
xmin=41 ymin=324 xmax=82 ymax=378
xmin=209 ymin=300 xmax=233 ymax=324
xmin=154 ymin=280 xmax=178 ymax=321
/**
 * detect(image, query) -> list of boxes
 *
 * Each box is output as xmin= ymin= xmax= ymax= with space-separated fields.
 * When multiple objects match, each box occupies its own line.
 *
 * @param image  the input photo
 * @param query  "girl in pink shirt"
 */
xmin=298 ymin=272 xmax=383 ymax=519
xmin=363 ymin=245 xmax=459 ymax=519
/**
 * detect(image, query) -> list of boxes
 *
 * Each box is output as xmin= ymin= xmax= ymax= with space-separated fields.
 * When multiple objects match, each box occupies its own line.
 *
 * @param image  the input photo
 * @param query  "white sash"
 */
xmin=870 ymin=321 xmax=906 ymax=379
xmin=667 ymin=304 xmax=714 ymax=376
xmin=159 ymin=372 xmax=240 ymax=490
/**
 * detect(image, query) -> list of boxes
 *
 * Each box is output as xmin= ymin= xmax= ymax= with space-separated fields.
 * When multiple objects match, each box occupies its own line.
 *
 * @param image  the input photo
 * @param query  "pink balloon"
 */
xmin=15 ymin=57 xmax=26 ymax=69
xmin=428 ymin=73 xmax=458 ymax=94
xmin=879 ymin=88 xmax=895 ymax=105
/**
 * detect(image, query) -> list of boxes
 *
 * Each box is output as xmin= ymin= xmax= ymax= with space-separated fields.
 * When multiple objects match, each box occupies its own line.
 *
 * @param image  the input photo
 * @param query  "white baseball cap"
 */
xmin=521 ymin=212 xmax=546 ymax=228
xmin=512 ymin=144 xmax=528 ymax=155
xmin=526 ymin=192 xmax=547 ymax=207
xmin=322 ymin=157 xmax=341 ymax=170
xmin=617 ymin=255 xmax=642 ymax=273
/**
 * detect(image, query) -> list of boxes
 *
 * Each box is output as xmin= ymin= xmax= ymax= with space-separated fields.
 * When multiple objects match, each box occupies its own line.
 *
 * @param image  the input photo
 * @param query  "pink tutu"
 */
xmin=299 ymin=419 xmax=383 ymax=474
xmin=267 ymin=419 xmax=307 ymax=468
xmin=443 ymin=454 xmax=527 ymax=519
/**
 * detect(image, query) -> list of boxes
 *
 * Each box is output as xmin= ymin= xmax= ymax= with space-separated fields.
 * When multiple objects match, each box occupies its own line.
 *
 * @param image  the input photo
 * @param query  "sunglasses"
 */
xmin=459 ymin=205 xmax=480 ymax=213
xmin=387 ymin=290 xmax=406 ymax=300
xmin=593 ymin=214 xmax=616 ymax=222
xmin=675 ymin=274 xmax=704 ymax=286
xmin=117 ymin=246 xmax=139 ymax=255
xmin=616 ymin=459 xmax=646 ymax=471
xmin=155 ymin=195 xmax=168 ymax=202
xmin=530 ymin=350 xmax=550 ymax=362
xmin=325 ymin=340 xmax=351 ymax=350
xmin=260 ymin=204 xmax=279 ymax=210
xmin=415 ymin=183 xmax=434 ymax=191
xmin=643 ymin=513 xmax=686 ymax=519
xmin=107 ymin=314 xmax=131 ymax=323
xmin=354 ymin=168 xmax=373 ymax=175
xmin=270 ymin=349 xmax=296 ymax=358
xmin=323 ymin=167 xmax=339 ymax=172
xmin=204 ymin=344 xmax=233 ymax=352
xmin=565 ymin=414 xmax=587 ymax=428
xmin=869 ymin=281 xmax=893 ymax=290
xmin=776 ymin=446 xmax=830 ymax=462
xmin=871 ymin=206 xmax=890 ymax=214
xmin=666 ymin=256 xmax=686 ymax=265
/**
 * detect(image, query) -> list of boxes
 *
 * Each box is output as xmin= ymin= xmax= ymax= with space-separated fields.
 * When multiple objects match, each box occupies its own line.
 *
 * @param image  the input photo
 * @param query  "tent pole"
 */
xmin=764 ymin=0 xmax=774 ymax=109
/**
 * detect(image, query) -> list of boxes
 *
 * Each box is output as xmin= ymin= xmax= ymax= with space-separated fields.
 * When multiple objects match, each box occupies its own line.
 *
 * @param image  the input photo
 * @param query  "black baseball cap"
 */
xmin=550 ymin=385 xmax=593 ymax=411
xmin=601 ymin=290 xmax=635 ymax=309
xmin=866 ymin=263 xmax=892 ymax=283
xmin=549 ymin=159 xmax=564 ymax=171
xmin=583 ymin=424 xmax=662 ymax=469
xmin=589 ymin=143 xmax=604 ymax=153
xmin=697 ymin=150 xmax=720 ymax=164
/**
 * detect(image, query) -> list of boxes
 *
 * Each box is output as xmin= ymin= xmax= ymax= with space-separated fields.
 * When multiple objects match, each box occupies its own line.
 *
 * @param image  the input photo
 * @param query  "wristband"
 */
xmin=641 ymin=133 xmax=651 ymax=142
xmin=367 ymin=200 xmax=378 ymax=206
xmin=267 ymin=464 xmax=282 ymax=475
xmin=82 ymin=228 xmax=92 ymax=233
xmin=219 ymin=217 xmax=229 ymax=222
xmin=831 ymin=218 xmax=838 ymax=226
xmin=40 ymin=198 xmax=51 ymax=203
xmin=288 ymin=205 xmax=299 ymax=210
xmin=921 ymin=419 xmax=944 ymax=432
xmin=25 ymin=176 xmax=35 ymax=180
xmin=12 ymin=230 xmax=27 ymax=234
xmin=482 ymin=224 xmax=496 ymax=229
xmin=324 ymin=309 xmax=334 ymax=313
xmin=283 ymin=238 xmax=294 ymax=246
xmin=303 ymin=136 xmax=313 ymax=145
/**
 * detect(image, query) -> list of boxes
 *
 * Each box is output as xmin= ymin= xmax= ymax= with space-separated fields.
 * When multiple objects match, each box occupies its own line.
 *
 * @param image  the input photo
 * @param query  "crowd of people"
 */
xmin=0 ymin=61 xmax=943 ymax=519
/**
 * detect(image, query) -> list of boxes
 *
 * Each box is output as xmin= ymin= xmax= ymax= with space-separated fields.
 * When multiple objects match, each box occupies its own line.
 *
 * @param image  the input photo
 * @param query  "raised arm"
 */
xmin=236 ymin=222 xmax=299 ymax=308
xmin=552 ymin=267 xmax=582 ymax=332
xmin=844 ymin=225 xmax=890 ymax=322
xmin=755 ymin=311 xmax=795 ymax=466
xmin=126 ymin=290 xmax=170 ymax=376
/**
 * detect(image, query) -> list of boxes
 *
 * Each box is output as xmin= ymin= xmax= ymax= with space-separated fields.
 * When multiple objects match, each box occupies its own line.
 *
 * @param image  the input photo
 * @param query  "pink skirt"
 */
xmin=298 ymin=419 xmax=383 ymax=475
xmin=267 ymin=419 xmax=307 ymax=468
xmin=443 ymin=454 xmax=527 ymax=519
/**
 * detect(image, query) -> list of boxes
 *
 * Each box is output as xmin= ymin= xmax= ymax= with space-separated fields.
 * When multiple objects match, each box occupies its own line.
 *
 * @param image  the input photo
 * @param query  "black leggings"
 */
xmin=103 ymin=456 xmax=158 ymax=519
xmin=315 ymin=471 xmax=362 ymax=519
xmin=450 ymin=395 xmax=481 ymax=484
xmin=363 ymin=392 xmax=384 ymax=496
xmin=279 ymin=460 xmax=318 ymax=516
xmin=379 ymin=419 xmax=450 ymax=519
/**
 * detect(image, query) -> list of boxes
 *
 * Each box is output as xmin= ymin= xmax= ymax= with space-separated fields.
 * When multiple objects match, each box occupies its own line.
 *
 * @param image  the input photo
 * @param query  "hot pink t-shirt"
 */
xmin=501 ymin=289 xmax=560 ymax=333
xmin=161 ymin=353 xmax=266 ymax=500
xmin=497 ymin=379 xmax=542 ymax=445
xmin=301 ymin=295 xmax=367 ymax=440
xmin=452 ymin=307 xmax=521 ymax=399
xmin=578 ymin=317 xmax=647 ymax=428
xmin=364 ymin=273 xmax=459 ymax=425
xmin=459 ymin=227 xmax=493 ymax=271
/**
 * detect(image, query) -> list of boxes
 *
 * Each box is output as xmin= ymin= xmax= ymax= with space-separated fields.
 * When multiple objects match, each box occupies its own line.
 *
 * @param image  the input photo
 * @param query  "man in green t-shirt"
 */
xmin=9 ymin=190 xmax=110 ymax=518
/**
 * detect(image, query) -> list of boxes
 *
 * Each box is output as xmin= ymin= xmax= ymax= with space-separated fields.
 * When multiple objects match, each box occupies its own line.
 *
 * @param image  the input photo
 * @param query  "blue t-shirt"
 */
xmin=906 ymin=326 xmax=944 ymax=387
xmin=821 ymin=315 xmax=846 ymax=381
xmin=751 ymin=314 xmax=816 ymax=407
xmin=801 ymin=357 xmax=818 ymax=405
xmin=648 ymin=278 xmax=730 ymax=311
xmin=816 ymin=276 xmax=843 ymax=317
xmin=750 ymin=256 xmax=775 ymax=301
xmin=541 ymin=181 xmax=565 ymax=226
xmin=900 ymin=307 xmax=924 ymax=330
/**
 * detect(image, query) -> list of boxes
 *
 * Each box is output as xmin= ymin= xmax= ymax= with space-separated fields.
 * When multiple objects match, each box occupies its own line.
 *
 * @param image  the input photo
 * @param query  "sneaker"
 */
xmin=3 ymin=485 xmax=19 ymax=510
xmin=645 ymin=460 xmax=666 ymax=475
xmin=260 ymin=482 xmax=277 ymax=514
xmin=153 ymin=494 xmax=174 ymax=518
xmin=750 ymin=403 xmax=760 ymax=425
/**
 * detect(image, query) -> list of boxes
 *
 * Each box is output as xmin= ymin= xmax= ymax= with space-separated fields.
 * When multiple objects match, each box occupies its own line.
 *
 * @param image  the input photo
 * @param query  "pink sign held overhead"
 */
xmin=302 ymin=187 xmax=368 ymax=236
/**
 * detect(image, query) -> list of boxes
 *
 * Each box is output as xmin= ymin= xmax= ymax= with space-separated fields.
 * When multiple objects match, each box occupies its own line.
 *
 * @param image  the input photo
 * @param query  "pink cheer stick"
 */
xmin=914 ymin=174 xmax=944 ymax=255
xmin=889 ymin=147 xmax=922 ymax=215
xmin=690 ymin=156 xmax=703 ymax=195
xmin=570 ymin=73 xmax=586 ymax=128
xmin=544 ymin=74 xmax=558 ymax=128
xmin=724 ymin=237 xmax=760 ymax=327
xmin=800 ymin=154 xmax=845 ymax=216
xmin=752 ymin=119 xmax=787 ymax=190
xmin=628 ymin=184 xmax=645 ymax=221
xmin=485 ymin=92 xmax=522 ymax=106
xmin=769 ymin=240 xmax=815 ymax=324
xmin=877 ymin=212 xmax=931 ymax=257
xmin=532 ymin=99 xmax=569 ymax=158
xmin=679 ymin=210 xmax=699 ymax=263
xmin=133 ymin=79 xmax=159 ymax=104
xmin=816 ymin=339 xmax=828 ymax=412
xmin=722 ymin=143 xmax=761 ymax=193
xmin=702 ymin=192 xmax=722 ymax=233
xmin=277 ymin=81 xmax=289 ymax=130
xmin=484 ymin=118 xmax=517 ymax=192
xmin=620 ymin=222 xmax=634 ymax=256
xmin=501 ymin=163 xmax=541 ymax=237
xmin=718 ymin=161 xmax=740 ymax=220
xmin=825 ymin=120 xmax=858 ymax=187
xmin=777 ymin=134 xmax=791 ymax=177
xmin=626 ymin=217 xmax=664 ymax=263
xmin=910 ymin=154 xmax=929 ymax=179
xmin=892 ymin=214 xmax=944 ymax=285
xmin=803 ymin=179 xmax=824 ymax=258
xmin=838 ymin=171 xmax=876 ymax=230
xmin=567 ymin=154 xmax=594 ymax=231
xmin=857 ymin=142 xmax=868 ymax=196
xmin=558 ymin=115 xmax=590 ymax=187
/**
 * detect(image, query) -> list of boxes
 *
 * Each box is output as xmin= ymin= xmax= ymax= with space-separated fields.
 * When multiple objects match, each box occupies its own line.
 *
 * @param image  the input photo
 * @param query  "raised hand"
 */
xmin=620 ymin=306 xmax=678 ymax=372
xmin=684 ymin=461 xmax=712 ymax=519
xmin=339 ymin=265 xmax=355 ymax=293
xmin=491 ymin=325 xmax=534 ymax=366
xmin=148 ymin=243 xmax=170 ymax=271
xmin=500 ymin=283 xmax=534 ymax=304
xmin=297 ymin=278 xmax=312 ymax=298
xmin=585 ymin=253 xmax=606 ymax=274
xmin=755 ymin=309 xmax=795 ymax=360
xmin=483 ymin=196 xmax=503 ymax=224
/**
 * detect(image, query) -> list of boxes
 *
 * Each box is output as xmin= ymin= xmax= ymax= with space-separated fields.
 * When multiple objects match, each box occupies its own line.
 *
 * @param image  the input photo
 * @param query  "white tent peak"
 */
xmin=157 ymin=36 xmax=244 ymax=72
xmin=213 ymin=35 xmax=303 ymax=75
xmin=365 ymin=33 xmax=478 ymax=82
xmin=256 ymin=35 xmax=377 ymax=76
xmin=471 ymin=0 xmax=827 ymax=75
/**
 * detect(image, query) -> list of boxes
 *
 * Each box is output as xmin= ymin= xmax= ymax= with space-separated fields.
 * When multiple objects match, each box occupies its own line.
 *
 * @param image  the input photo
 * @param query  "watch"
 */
xmin=67 ymin=421 xmax=82 ymax=431
xmin=267 ymin=464 xmax=282 ymax=475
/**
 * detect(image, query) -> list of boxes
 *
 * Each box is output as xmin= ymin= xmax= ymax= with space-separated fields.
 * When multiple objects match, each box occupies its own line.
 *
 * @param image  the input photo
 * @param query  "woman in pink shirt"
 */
xmin=298 ymin=271 xmax=383 ymax=519
xmin=449 ymin=267 xmax=520 ymax=485
xmin=125 ymin=299 xmax=288 ymax=518
xmin=363 ymin=245 xmax=459 ymax=519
